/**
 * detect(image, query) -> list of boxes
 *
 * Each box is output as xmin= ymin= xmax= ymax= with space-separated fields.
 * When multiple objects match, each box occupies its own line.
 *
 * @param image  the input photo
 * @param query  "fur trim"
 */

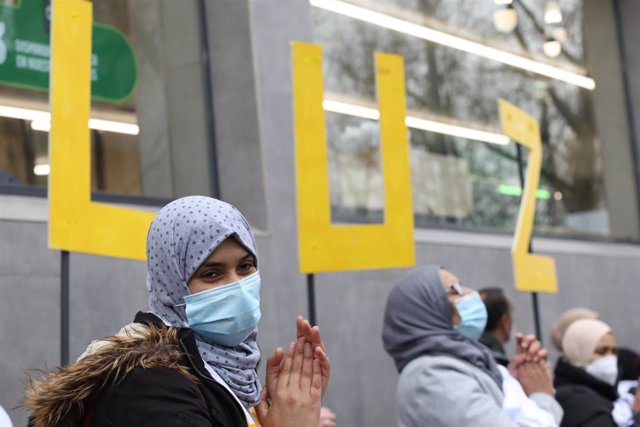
xmin=24 ymin=325 xmax=195 ymax=427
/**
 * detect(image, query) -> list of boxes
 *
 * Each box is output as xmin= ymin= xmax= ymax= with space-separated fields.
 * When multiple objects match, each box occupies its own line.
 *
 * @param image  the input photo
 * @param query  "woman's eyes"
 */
xmin=200 ymin=270 xmax=221 ymax=280
xmin=595 ymin=346 xmax=617 ymax=355
xmin=199 ymin=262 xmax=254 ymax=280
xmin=238 ymin=261 xmax=256 ymax=272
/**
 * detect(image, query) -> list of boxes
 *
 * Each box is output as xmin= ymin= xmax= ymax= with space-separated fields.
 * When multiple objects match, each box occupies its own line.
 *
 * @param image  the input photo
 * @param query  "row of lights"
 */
xmin=12 ymin=1 xmax=579 ymax=181
xmin=0 ymin=105 xmax=139 ymax=177
xmin=323 ymin=99 xmax=510 ymax=145
xmin=0 ymin=105 xmax=140 ymax=135
xmin=310 ymin=0 xmax=594 ymax=89
xmin=493 ymin=0 xmax=566 ymax=58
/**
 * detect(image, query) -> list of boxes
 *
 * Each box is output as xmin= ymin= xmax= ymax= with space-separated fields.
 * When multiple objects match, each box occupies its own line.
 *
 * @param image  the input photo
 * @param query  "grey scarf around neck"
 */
xmin=382 ymin=265 xmax=503 ymax=388
xmin=146 ymin=196 xmax=262 ymax=407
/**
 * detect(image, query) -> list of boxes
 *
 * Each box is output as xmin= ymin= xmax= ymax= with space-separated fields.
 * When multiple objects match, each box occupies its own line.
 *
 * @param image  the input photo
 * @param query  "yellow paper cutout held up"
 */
xmin=498 ymin=99 xmax=558 ymax=293
xmin=292 ymin=42 xmax=415 ymax=273
xmin=48 ymin=0 xmax=155 ymax=261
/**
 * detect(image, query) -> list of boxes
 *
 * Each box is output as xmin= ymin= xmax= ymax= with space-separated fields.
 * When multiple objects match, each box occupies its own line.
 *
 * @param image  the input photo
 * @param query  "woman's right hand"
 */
xmin=515 ymin=333 xmax=548 ymax=363
xmin=508 ymin=333 xmax=549 ymax=378
xmin=256 ymin=338 xmax=322 ymax=427
xmin=515 ymin=361 xmax=555 ymax=397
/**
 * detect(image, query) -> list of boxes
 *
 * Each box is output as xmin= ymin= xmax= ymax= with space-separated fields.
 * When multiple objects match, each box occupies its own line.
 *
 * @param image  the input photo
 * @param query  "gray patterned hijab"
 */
xmin=146 ymin=195 xmax=262 ymax=407
xmin=382 ymin=265 xmax=502 ymax=387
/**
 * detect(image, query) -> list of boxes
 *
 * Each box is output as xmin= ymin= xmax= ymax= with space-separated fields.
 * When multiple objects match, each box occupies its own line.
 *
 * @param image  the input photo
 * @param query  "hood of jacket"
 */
xmin=24 ymin=323 xmax=194 ymax=427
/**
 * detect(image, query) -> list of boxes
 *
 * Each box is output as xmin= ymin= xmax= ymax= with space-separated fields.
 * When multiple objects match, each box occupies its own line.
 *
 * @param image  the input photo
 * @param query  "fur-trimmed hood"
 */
xmin=24 ymin=324 xmax=194 ymax=427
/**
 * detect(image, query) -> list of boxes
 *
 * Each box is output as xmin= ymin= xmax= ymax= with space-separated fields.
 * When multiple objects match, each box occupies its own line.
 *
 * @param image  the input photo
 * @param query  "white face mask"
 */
xmin=586 ymin=355 xmax=618 ymax=386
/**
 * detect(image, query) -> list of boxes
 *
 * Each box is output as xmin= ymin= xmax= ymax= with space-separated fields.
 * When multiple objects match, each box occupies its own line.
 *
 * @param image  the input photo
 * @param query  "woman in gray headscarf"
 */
xmin=25 ymin=196 xmax=329 ymax=427
xmin=382 ymin=265 xmax=563 ymax=427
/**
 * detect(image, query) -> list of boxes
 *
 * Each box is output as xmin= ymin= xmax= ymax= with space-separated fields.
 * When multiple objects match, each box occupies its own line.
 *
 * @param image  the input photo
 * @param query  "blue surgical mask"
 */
xmin=183 ymin=272 xmax=261 ymax=347
xmin=454 ymin=291 xmax=488 ymax=340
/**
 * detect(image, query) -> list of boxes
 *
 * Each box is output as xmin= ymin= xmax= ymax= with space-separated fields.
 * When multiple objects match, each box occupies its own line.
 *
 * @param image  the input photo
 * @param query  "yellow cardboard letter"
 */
xmin=498 ymin=99 xmax=558 ymax=293
xmin=49 ymin=0 xmax=155 ymax=261
xmin=292 ymin=42 xmax=415 ymax=273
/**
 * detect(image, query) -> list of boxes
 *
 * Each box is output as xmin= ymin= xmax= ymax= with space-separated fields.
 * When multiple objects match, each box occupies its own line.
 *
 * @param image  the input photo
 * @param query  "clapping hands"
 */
xmin=257 ymin=316 xmax=332 ymax=427
xmin=256 ymin=338 xmax=323 ymax=427
xmin=509 ymin=333 xmax=555 ymax=397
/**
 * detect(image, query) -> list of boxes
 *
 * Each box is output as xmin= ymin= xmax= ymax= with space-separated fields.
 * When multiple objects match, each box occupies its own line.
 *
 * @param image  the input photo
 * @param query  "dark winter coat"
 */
xmin=25 ymin=312 xmax=247 ymax=427
xmin=554 ymin=357 xmax=624 ymax=427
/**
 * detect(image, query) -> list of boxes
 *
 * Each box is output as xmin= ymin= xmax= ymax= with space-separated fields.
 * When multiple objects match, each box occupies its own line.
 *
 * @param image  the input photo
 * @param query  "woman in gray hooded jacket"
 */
xmin=382 ymin=265 xmax=563 ymax=427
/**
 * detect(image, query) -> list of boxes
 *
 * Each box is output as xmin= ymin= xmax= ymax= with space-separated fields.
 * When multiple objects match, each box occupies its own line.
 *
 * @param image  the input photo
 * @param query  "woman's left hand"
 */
xmin=256 ymin=338 xmax=322 ymax=427
xmin=296 ymin=316 xmax=331 ymax=396
xmin=265 ymin=316 xmax=331 ymax=400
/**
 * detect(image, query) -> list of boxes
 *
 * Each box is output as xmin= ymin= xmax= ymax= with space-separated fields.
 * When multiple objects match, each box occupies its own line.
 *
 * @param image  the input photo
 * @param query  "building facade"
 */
xmin=2 ymin=0 xmax=640 ymax=425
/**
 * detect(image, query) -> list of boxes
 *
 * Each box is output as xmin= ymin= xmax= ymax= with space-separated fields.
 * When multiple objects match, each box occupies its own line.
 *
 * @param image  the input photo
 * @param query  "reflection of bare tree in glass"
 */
xmin=512 ymin=0 xmax=601 ymax=214
xmin=314 ymin=0 xmax=603 ymax=229
xmin=327 ymin=119 xmax=382 ymax=212
xmin=411 ymin=0 xmax=459 ymax=156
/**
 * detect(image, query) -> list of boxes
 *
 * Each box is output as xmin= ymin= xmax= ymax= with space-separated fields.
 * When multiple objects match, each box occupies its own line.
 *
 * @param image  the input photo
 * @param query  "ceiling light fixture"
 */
xmin=543 ymin=37 xmax=562 ymax=58
xmin=30 ymin=120 xmax=52 ymax=132
xmin=310 ymin=0 xmax=595 ymax=90
xmin=33 ymin=156 xmax=51 ymax=176
xmin=33 ymin=164 xmax=51 ymax=176
xmin=0 ymin=105 xmax=49 ymax=122
xmin=0 ymin=105 xmax=140 ymax=135
xmin=493 ymin=5 xmax=518 ymax=33
xmin=88 ymin=118 xmax=139 ymax=135
xmin=544 ymin=1 xmax=563 ymax=24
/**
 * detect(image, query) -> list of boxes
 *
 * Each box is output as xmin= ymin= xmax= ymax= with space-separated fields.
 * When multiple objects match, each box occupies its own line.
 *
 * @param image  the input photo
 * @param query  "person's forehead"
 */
xmin=210 ymin=237 xmax=250 ymax=256
xmin=439 ymin=269 xmax=458 ymax=285
xmin=598 ymin=333 xmax=616 ymax=344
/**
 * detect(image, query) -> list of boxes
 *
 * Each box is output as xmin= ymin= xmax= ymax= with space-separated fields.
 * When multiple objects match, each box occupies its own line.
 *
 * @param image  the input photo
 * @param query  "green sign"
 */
xmin=0 ymin=0 xmax=137 ymax=103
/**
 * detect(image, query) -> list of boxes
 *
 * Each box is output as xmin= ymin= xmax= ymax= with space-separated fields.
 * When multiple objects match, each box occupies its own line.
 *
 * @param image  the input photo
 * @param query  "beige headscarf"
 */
xmin=562 ymin=319 xmax=612 ymax=367
xmin=550 ymin=308 xmax=599 ymax=352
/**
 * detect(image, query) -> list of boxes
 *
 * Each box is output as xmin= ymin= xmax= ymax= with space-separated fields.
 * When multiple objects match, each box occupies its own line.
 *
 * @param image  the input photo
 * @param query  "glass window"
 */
xmin=0 ymin=0 xmax=215 ymax=201
xmin=313 ymin=0 xmax=639 ymax=239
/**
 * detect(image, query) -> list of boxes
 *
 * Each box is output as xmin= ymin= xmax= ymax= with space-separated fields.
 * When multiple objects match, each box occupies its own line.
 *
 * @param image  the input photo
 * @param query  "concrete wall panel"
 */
xmin=68 ymin=253 xmax=148 ymax=360
xmin=0 ymin=222 xmax=60 ymax=426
